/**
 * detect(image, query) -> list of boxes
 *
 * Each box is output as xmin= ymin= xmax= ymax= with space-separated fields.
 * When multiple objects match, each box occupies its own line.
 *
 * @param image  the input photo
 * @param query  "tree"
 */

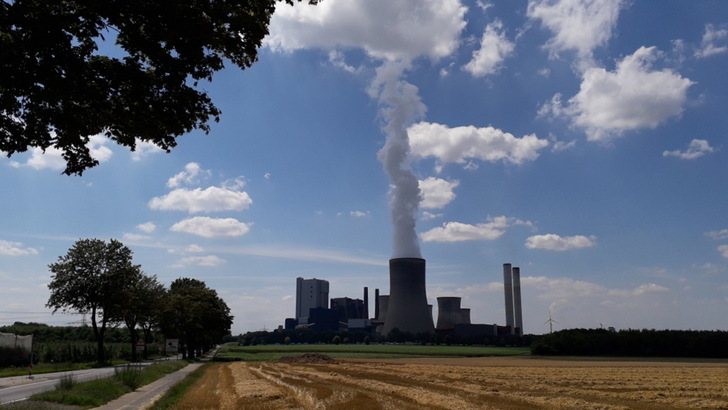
xmin=161 ymin=278 xmax=232 ymax=359
xmin=47 ymin=238 xmax=139 ymax=364
xmin=1 ymin=0 xmax=318 ymax=175
xmin=113 ymin=270 xmax=164 ymax=361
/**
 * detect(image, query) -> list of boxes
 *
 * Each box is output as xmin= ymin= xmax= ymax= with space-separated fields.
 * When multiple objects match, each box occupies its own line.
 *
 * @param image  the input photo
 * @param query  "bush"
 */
xmin=57 ymin=374 xmax=76 ymax=390
xmin=115 ymin=365 xmax=143 ymax=391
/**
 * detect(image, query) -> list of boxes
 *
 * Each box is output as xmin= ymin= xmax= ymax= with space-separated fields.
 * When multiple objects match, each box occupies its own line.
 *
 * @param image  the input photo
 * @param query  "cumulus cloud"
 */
xmin=9 ymin=134 xmax=112 ymax=171
xmin=136 ymin=222 xmax=156 ymax=233
xmin=524 ymin=275 xmax=668 ymax=301
xmin=408 ymin=122 xmax=549 ymax=166
xmin=705 ymin=229 xmax=728 ymax=241
xmin=540 ymin=46 xmax=694 ymax=141
xmin=170 ymin=217 xmax=251 ymax=238
xmin=695 ymin=24 xmax=728 ymax=58
xmin=663 ymin=139 xmax=715 ymax=160
xmin=174 ymin=255 xmax=226 ymax=268
xmin=131 ymin=139 xmax=165 ymax=161
xmin=463 ymin=20 xmax=514 ymax=77
xmin=419 ymin=177 xmax=459 ymax=209
xmin=149 ymin=187 xmax=252 ymax=213
xmin=167 ymin=162 xmax=210 ymax=188
xmin=527 ymin=0 xmax=624 ymax=66
xmin=719 ymin=245 xmax=728 ymax=258
xmin=0 ymin=240 xmax=39 ymax=256
xmin=122 ymin=233 xmax=150 ymax=242
xmin=266 ymin=0 xmax=467 ymax=62
xmin=525 ymin=233 xmax=596 ymax=251
xmin=421 ymin=215 xmax=531 ymax=242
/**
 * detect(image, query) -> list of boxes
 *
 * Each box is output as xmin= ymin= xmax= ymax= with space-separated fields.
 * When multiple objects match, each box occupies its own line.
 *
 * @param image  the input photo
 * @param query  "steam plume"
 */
xmin=368 ymin=61 xmax=426 ymax=258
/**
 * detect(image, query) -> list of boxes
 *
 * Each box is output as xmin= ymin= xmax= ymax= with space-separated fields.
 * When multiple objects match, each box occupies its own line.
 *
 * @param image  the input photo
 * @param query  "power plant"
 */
xmin=285 ymin=261 xmax=524 ymax=339
xmin=381 ymin=258 xmax=434 ymax=335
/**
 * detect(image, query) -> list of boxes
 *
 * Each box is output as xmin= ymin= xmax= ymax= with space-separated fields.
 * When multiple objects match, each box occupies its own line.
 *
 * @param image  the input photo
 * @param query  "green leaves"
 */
xmin=1 ymin=0 xmax=315 ymax=175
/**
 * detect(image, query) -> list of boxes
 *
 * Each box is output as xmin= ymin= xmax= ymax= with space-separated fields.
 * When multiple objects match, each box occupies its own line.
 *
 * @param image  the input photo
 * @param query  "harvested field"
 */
xmin=172 ymin=356 xmax=728 ymax=409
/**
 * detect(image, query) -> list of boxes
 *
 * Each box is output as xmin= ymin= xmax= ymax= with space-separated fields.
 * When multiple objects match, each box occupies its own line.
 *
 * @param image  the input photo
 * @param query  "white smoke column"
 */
xmin=368 ymin=60 xmax=426 ymax=258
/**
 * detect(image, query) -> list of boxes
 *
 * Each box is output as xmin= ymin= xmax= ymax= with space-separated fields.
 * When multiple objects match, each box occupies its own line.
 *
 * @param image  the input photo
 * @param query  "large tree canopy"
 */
xmin=0 ymin=0 xmax=317 ymax=175
xmin=47 ymin=238 xmax=140 ymax=363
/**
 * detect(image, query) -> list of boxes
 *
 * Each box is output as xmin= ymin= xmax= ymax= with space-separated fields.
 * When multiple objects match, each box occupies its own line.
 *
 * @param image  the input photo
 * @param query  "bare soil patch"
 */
xmin=171 ymin=356 xmax=728 ymax=409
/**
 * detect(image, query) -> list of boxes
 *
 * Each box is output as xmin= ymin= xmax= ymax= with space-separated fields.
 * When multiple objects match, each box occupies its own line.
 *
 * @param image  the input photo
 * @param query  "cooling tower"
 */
xmin=381 ymin=258 xmax=435 ymax=336
xmin=513 ymin=267 xmax=523 ymax=336
xmin=503 ymin=263 xmax=514 ymax=332
xmin=459 ymin=308 xmax=471 ymax=325
xmin=436 ymin=297 xmax=462 ymax=329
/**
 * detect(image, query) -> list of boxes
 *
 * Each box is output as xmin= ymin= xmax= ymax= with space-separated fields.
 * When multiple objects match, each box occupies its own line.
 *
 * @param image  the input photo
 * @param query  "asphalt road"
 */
xmin=0 ymin=367 xmax=117 ymax=405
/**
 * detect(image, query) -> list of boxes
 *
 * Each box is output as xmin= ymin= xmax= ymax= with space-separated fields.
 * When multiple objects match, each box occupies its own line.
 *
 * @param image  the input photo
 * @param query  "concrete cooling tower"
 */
xmin=381 ymin=258 xmax=435 ymax=336
xmin=436 ymin=297 xmax=462 ymax=329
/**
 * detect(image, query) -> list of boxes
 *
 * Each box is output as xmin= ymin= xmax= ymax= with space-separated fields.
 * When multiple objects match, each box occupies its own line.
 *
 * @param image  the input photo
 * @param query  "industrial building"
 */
xmin=285 ymin=261 xmax=525 ymax=341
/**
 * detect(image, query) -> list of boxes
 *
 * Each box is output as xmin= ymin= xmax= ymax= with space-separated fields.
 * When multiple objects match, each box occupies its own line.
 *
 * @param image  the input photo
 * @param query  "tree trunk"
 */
xmin=90 ymin=307 xmax=107 ymax=364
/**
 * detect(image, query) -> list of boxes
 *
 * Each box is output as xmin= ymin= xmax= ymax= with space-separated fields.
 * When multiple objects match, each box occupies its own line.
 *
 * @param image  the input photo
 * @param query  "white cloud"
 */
xmin=328 ymin=50 xmax=358 ymax=73
xmin=408 ymin=122 xmax=549 ymax=166
xmin=167 ymin=162 xmax=210 ymax=188
xmin=9 ymin=134 xmax=112 ymax=171
xmin=527 ymin=0 xmax=624 ymax=66
xmin=719 ymin=245 xmax=728 ymax=258
xmin=175 ymin=255 xmax=226 ymax=268
xmin=421 ymin=211 xmax=443 ymax=221
xmin=149 ymin=187 xmax=252 ymax=213
xmin=266 ymin=0 xmax=467 ymax=62
xmin=0 ymin=240 xmax=39 ymax=256
xmin=663 ymin=139 xmax=715 ymax=160
xmin=185 ymin=244 xmax=205 ymax=253
xmin=421 ymin=215 xmax=530 ymax=242
xmin=524 ymin=276 xmax=668 ymax=301
xmin=695 ymin=24 xmax=728 ymax=58
xmin=130 ymin=139 xmax=165 ymax=161
xmin=419 ymin=177 xmax=459 ymax=209
xmin=525 ymin=233 xmax=596 ymax=251
xmin=136 ymin=222 xmax=156 ymax=233
xmin=170 ymin=217 xmax=251 ymax=238
xmin=542 ymin=47 xmax=694 ymax=141
xmin=463 ymin=20 xmax=514 ymax=77
xmin=705 ymin=229 xmax=728 ymax=241
xmin=349 ymin=211 xmax=371 ymax=218
xmin=122 ymin=233 xmax=150 ymax=242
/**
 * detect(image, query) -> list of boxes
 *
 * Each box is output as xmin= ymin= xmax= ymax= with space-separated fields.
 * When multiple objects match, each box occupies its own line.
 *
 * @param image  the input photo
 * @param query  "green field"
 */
xmin=215 ymin=343 xmax=529 ymax=362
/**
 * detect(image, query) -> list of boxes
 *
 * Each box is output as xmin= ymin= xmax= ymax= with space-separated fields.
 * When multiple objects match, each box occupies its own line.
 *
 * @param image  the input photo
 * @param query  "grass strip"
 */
xmin=147 ymin=364 xmax=209 ymax=410
xmin=27 ymin=361 xmax=187 ymax=409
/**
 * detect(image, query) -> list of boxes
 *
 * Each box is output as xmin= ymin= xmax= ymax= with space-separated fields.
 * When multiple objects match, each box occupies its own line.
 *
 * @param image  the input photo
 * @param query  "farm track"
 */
xmin=172 ymin=357 xmax=728 ymax=409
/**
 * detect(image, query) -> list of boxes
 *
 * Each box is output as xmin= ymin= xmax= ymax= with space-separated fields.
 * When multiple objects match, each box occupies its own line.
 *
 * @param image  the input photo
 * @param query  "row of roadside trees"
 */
xmin=45 ymin=238 xmax=233 ymax=364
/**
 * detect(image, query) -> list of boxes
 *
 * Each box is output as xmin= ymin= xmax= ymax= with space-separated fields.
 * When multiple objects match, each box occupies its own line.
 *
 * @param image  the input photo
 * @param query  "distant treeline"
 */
xmin=531 ymin=328 xmax=728 ymax=358
xmin=0 ymin=322 xmax=135 ymax=343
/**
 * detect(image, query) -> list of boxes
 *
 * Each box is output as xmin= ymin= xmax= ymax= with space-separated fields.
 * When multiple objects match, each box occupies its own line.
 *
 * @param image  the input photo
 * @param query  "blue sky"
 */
xmin=2 ymin=0 xmax=728 ymax=335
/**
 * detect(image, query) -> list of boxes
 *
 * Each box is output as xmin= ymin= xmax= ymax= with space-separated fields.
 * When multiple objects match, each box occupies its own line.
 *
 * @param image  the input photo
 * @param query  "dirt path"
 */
xmin=172 ymin=357 xmax=728 ymax=409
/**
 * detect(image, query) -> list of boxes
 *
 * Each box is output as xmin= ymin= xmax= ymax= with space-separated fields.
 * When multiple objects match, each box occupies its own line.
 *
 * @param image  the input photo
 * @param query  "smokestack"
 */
xmin=513 ymin=267 xmax=523 ymax=336
xmin=382 ymin=258 xmax=434 ymax=336
xmin=364 ymin=287 xmax=369 ymax=320
xmin=374 ymin=288 xmax=380 ymax=320
xmin=436 ymin=297 xmax=462 ymax=329
xmin=503 ymin=263 xmax=514 ymax=333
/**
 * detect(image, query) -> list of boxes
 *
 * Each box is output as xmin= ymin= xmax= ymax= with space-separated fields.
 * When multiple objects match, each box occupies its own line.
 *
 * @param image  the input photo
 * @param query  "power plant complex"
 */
xmin=285 ymin=260 xmax=524 ymax=339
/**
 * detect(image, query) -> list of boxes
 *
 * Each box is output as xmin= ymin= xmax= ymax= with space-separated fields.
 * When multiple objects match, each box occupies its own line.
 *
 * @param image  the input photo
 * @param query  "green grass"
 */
xmin=214 ymin=343 xmax=529 ymax=362
xmin=27 ymin=361 xmax=188 ymax=409
xmin=147 ymin=364 xmax=209 ymax=410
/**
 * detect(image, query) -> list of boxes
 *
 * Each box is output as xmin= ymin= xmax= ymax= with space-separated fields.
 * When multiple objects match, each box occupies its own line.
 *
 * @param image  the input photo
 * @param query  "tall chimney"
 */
xmin=382 ymin=258 xmax=434 ymax=336
xmin=363 ymin=287 xmax=369 ymax=320
xmin=374 ymin=288 xmax=380 ymax=320
xmin=503 ymin=263 xmax=514 ymax=334
xmin=513 ymin=267 xmax=523 ymax=336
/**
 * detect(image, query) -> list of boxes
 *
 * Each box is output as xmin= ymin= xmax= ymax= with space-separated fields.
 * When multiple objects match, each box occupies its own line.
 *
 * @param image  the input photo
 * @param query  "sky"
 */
xmin=2 ymin=0 xmax=728 ymax=336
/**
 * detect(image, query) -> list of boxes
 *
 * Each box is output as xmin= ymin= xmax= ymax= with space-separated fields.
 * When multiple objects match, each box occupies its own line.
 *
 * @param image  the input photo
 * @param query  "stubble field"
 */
xmin=170 ymin=356 xmax=728 ymax=409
